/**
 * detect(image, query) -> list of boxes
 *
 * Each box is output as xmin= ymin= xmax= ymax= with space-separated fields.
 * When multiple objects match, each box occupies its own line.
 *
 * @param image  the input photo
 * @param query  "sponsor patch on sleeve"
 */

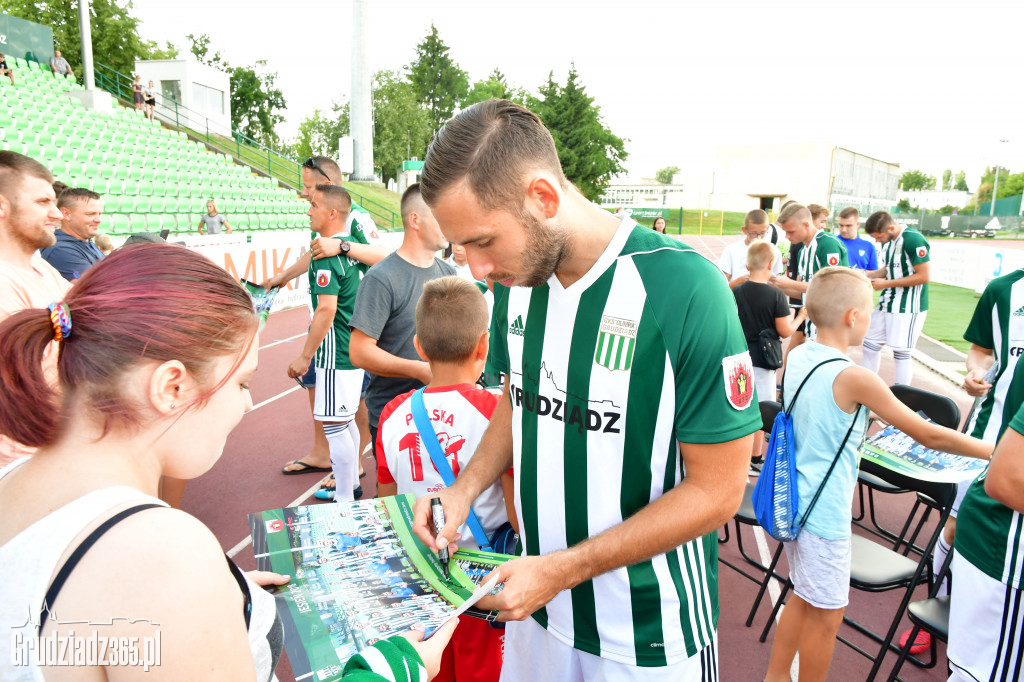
xmin=316 ymin=270 xmax=332 ymax=287
xmin=722 ymin=351 xmax=755 ymax=410
xmin=916 ymin=246 xmax=927 ymax=258
xmin=827 ymin=253 xmax=840 ymax=266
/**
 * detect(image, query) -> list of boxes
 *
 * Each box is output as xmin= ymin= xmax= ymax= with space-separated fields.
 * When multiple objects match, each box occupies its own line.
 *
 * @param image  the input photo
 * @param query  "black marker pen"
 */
xmin=430 ymin=497 xmax=450 ymax=580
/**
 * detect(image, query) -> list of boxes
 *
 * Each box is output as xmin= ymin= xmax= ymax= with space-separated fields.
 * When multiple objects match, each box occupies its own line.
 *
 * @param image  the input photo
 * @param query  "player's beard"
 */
xmin=490 ymin=209 xmax=571 ymax=288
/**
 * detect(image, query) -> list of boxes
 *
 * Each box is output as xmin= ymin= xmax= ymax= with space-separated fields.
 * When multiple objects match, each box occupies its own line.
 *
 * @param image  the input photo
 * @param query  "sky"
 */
xmin=127 ymin=0 xmax=1024 ymax=189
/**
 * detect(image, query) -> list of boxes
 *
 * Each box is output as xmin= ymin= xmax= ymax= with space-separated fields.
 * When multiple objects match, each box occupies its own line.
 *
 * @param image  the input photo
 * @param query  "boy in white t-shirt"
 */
xmin=718 ymin=209 xmax=782 ymax=289
xmin=377 ymin=275 xmax=514 ymax=682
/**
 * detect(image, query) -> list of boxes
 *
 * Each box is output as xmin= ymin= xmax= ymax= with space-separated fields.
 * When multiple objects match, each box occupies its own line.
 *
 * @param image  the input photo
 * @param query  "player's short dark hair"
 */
xmin=838 ymin=206 xmax=859 ymax=220
xmin=58 ymin=187 xmax=101 ymax=210
xmin=415 ymin=276 xmax=488 ymax=364
xmin=778 ymin=203 xmax=809 ymax=224
xmin=420 ymin=99 xmax=567 ymax=212
xmin=864 ymin=211 xmax=895 ymax=234
xmin=315 ymin=184 xmax=352 ymax=213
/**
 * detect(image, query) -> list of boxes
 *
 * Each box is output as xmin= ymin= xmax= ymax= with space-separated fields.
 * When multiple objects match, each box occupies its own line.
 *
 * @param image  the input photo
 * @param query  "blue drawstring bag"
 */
xmin=753 ymin=358 xmax=860 ymax=541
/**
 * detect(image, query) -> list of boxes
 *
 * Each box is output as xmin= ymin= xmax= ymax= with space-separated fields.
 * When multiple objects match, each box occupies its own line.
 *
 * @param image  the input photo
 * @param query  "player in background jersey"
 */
xmin=905 ymin=268 xmax=1024 ymax=658
xmin=859 ymin=210 xmax=930 ymax=386
xmin=947 ymin=399 xmax=1024 ymax=681
xmin=771 ymin=203 xmax=849 ymax=344
xmin=377 ymin=276 xmax=514 ymax=682
xmin=835 ymin=207 xmax=878 ymax=271
xmin=266 ymin=156 xmax=387 ymax=485
xmin=411 ymin=99 xmax=760 ymax=681
xmin=286 ymin=185 xmax=364 ymax=501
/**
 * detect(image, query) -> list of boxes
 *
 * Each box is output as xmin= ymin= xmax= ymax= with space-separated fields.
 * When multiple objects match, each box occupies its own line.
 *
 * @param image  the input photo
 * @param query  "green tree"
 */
xmin=895 ymin=198 xmax=914 ymax=213
xmin=407 ymin=24 xmax=469 ymax=133
xmin=188 ymin=34 xmax=287 ymax=146
xmin=5 ymin=0 xmax=176 ymax=78
xmin=954 ymin=170 xmax=969 ymax=192
xmin=464 ymin=69 xmax=526 ymax=107
xmin=293 ymin=71 xmax=432 ymax=183
xmin=899 ymin=169 xmax=937 ymax=191
xmin=528 ymin=65 xmax=628 ymax=202
xmin=289 ymin=109 xmax=333 ymax=160
xmin=942 ymin=169 xmax=952 ymax=191
xmin=656 ymin=166 xmax=680 ymax=184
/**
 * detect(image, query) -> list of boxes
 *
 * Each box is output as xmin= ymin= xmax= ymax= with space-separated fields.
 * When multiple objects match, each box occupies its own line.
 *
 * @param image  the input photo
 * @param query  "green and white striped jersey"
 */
xmin=796 ymin=231 xmax=848 ymax=302
xmin=957 ymin=269 xmax=1024 ymax=589
xmin=963 ymin=269 xmax=1024 ymax=442
xmin=957 ymin=399 xmax=1024 ymax=590
xmin=877 ymin=227 xmax=929 ymax=313
xmin=309 ymin=244 xmax=361 ymax=370
xmin=489 ymin=219 xmax=761 ymax=666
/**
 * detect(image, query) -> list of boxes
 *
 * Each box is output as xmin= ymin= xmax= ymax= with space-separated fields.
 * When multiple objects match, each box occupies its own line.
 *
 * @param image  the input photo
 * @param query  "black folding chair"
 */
xmin=885 ymin=541 xmax=955 ymax=680
xmin=717 ymin=401 xmax=787 ymax=625
xmin=844 ymin=461 xmax=956 ymax=681
xmin=853 ymin=385 xmax=960 ymax=556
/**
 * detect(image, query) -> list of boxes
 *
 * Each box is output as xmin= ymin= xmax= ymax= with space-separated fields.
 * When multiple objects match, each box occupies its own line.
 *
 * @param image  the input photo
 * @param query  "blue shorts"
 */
xmin=299 ymin=357 xmax=316 ymax=388
xmin=361 ymin=371 xmax=370 ymax=398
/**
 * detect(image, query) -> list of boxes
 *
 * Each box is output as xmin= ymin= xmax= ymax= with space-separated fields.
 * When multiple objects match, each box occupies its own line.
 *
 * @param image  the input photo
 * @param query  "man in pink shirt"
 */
xmin=0 ymin=152 xmax=71 ymax=465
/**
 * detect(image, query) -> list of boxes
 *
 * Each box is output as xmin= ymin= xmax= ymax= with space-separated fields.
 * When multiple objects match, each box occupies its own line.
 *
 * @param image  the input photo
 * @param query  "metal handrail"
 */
xmin=93 ymin=61 xmax=400 ymax=229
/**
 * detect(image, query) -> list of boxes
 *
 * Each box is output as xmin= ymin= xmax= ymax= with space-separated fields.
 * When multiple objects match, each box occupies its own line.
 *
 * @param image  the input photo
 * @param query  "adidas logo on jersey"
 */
xmin=1014 ymin=306 xmax=1024 ymax=317
xmin=509 ymin=315 xmax=526 ymax=336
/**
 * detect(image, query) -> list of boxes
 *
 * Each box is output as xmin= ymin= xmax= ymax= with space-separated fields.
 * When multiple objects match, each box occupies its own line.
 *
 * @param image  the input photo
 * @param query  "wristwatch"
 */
xmin=340 ymin=239 xmax=351 ymax=255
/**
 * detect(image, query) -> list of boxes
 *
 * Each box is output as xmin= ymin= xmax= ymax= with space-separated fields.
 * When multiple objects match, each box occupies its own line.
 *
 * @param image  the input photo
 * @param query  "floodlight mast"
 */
xmin=78 ymin=0 xmax=96 ymax=90
xmin=350 ymin=0 xmax=374 ymax=181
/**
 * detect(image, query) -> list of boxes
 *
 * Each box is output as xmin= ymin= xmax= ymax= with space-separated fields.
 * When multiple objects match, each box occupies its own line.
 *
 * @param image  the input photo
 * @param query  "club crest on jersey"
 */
xmin=370 ymin=230 xmax=379 ymax=240
xmin=595 ymin=315 xmax=638 ymax=371
xmin=722 ymin=352 xmax=754 ymax=410
xmin=916 ymin=246 xmax=927 ymax=258
xmin=827 ymin=253 xmax=840 ymax=266
xmin=316 ymin=270 xmax=331 ymax=287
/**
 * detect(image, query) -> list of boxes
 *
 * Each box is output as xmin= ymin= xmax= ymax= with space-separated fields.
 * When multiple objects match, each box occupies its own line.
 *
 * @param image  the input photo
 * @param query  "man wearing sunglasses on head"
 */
xmin=264 ymin=156 xmax=388 ymax=484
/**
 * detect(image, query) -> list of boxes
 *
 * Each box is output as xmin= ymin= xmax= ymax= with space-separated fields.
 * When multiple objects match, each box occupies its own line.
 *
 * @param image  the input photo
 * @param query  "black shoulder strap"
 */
xmin=797 ymin=404 xmax=863 ymax=529
xmin=39 ymin=503 xmax=164 ymax=636
xmin=781 ymin=357 xmax=845 ymax=415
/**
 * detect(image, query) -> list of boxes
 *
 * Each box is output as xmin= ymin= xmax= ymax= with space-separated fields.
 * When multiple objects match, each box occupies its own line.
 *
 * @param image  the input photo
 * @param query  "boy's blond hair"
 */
xmin=806 ymin=266 xmax=872 ymax=328
xmin=415 ymin=276 xmax=489 ymax=363
xmin=808 ymin=203 xmax=829 ymax=220
xmin=746 ymin=240 xmax=779 ymax=271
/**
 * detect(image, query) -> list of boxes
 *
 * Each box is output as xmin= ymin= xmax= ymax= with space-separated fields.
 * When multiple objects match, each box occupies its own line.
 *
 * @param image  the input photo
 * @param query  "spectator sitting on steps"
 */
xmin=49 ymin=50 xmax=74 ymax=79
xmin=0 ymin=54 xmax=15 ymax=86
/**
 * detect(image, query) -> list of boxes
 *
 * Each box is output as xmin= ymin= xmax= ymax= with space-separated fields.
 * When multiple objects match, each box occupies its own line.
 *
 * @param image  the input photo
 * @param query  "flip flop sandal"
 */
xmin=281 ymin=460 xmax=332 ymax=475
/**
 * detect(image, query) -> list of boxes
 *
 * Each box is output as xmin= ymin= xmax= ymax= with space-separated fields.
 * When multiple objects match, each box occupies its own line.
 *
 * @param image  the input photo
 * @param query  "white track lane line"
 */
xmin=259 ymin=333 xmax=305 ymax=350
xmin=250 ymin=385 xmax=302 ymax=411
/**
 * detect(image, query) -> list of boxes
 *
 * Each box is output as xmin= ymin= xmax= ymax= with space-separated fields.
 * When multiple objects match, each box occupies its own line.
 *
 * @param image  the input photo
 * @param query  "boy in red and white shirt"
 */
xmin=377 ymin=275 xmax=514 ymax=682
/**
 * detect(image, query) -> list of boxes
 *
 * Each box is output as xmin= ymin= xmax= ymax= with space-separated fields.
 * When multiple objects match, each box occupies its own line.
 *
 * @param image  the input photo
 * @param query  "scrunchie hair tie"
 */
xmin=47 ymin=302 xmax=72 ymax=342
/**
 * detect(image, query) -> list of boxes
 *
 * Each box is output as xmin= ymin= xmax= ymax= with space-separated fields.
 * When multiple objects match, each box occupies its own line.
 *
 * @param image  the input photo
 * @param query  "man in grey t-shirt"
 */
xmin=197 ymin=200 xmax=231 ymax=235
xmin=349 ymin=184 xmax=454 ymax=448
xmin=49 ymin=50 xmax=74 ymax=79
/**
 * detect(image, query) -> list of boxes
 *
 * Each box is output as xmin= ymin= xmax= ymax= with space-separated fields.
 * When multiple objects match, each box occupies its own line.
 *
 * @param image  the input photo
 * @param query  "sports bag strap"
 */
xmin=410 ymin=389 xmax=493 ymax=551
xmin=797 ymin=403 xmax=862 ymax=528
xmin=39 ymin=503 xmax=164 ymax=636
xmin=781 ymin=357 xmax=845 ymax=414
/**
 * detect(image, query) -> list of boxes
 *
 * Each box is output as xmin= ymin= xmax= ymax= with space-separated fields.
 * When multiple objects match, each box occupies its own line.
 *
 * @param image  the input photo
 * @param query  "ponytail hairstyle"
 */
xmin=0 ymin=243 xmax=258 ymax=448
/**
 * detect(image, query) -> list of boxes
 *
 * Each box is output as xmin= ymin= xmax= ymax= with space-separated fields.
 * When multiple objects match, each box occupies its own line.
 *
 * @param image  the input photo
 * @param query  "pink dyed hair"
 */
xmin=0 ymin=243 xmax=257 ymax=447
